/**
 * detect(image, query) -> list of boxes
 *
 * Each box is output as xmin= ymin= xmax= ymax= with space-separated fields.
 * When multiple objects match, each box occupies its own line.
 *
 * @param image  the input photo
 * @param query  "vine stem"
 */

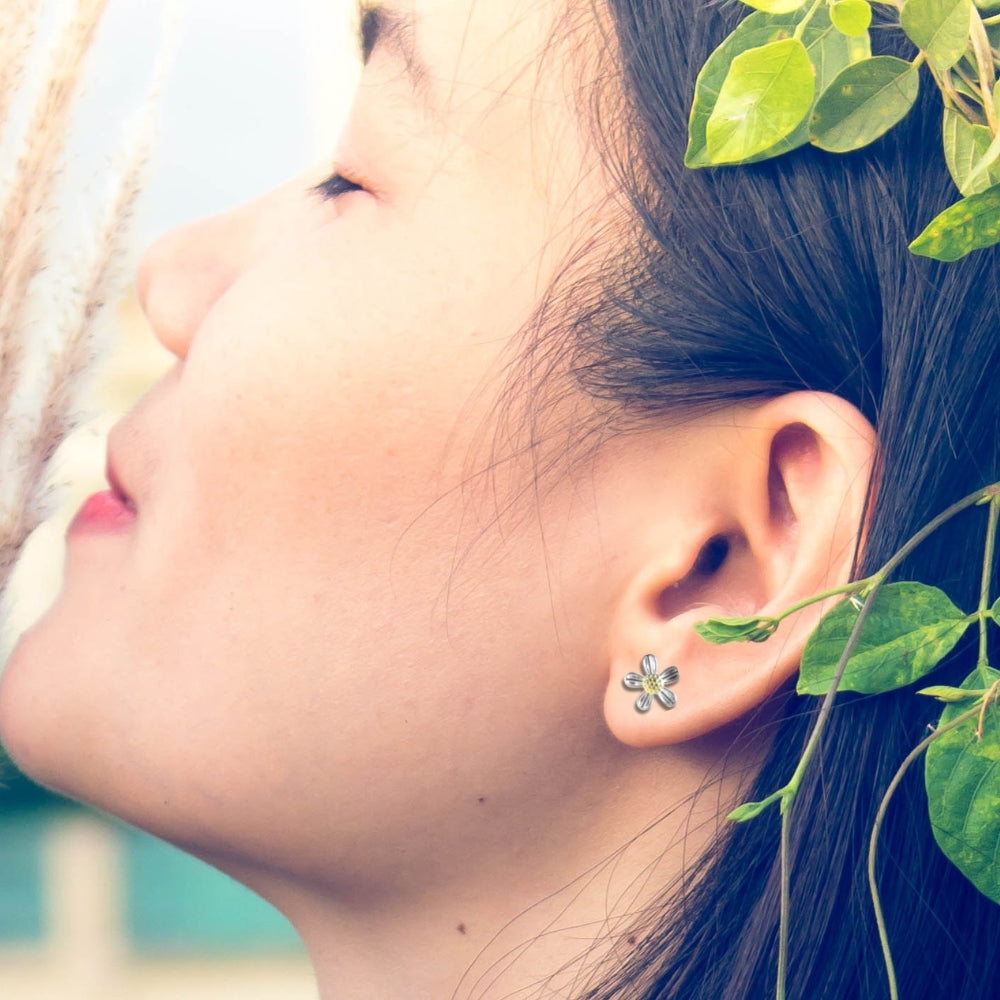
xmin=937 ymin=65 xmax=981 ymax=121
xmin=976 ymin=496 xmax=999 ymax=680
xmin=792 ymin=0 xmax=824 ymax=41
xmin=776 ymin=812 xmax=791 ymax=1000
xmin=969 ymin=6 xmax=998 ymax=134
xmin=773 ymin=578 xmax=871 ymax=624
xmin=866 ymin=700 xmax=994 ymax=1000
xmin=772 ymin=583 xmax=878 ymax=999
xmin=770 ymin=479 xmax=999 ymax=999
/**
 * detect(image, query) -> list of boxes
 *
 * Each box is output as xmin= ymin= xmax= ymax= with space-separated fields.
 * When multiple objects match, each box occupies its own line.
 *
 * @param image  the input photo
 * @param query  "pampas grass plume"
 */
xmin=0 ymin=0 xmax=170 ymax=601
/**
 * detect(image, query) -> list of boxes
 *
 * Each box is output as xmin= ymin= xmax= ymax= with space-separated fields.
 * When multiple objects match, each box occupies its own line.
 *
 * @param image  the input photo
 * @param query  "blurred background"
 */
xmin=1 ymin=1 xmax=358 ymax=995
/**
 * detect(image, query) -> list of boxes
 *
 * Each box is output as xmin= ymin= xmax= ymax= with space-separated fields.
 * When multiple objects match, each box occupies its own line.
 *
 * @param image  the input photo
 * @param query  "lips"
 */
xmin=65 ymin=441 xmax=138 ymax=536
xmin=105 ymin=452 xmax=136 ymax=513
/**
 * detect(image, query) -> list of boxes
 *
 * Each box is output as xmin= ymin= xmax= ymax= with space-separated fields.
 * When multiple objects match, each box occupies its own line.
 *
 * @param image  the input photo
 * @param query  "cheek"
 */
xmin=171 ymin=206 xmax=549 ymax=541
xmin=0 ymin=186 xmax=588 ymax=867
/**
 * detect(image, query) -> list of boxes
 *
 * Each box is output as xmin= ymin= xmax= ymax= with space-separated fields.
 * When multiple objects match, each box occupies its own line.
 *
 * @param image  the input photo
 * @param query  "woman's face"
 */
xmin=1 ymin=0 xmax=634 ymax=890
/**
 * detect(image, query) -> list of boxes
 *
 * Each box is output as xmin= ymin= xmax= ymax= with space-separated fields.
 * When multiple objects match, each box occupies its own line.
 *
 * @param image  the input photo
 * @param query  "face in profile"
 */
xmin=1 ymin=4 xmax=895 ymax=997
xmin=0 ymin=0 xmax=630 ymax=886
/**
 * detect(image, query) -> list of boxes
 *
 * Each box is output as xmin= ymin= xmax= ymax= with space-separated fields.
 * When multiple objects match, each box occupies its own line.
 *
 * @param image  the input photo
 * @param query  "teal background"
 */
xmin=0 ymin=811 xmax=45 ymax=942
xmin=0 ymin=801 xmax=303 ymax=953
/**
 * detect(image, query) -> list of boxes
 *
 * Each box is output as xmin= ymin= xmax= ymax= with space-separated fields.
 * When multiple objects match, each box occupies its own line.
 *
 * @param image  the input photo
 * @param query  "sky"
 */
xmin=76 ymin=0 xmax=359 ymax=243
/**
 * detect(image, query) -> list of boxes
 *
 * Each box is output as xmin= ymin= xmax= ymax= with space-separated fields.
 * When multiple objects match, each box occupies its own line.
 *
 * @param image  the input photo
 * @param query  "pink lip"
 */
xmin=67 ymin=490 xmax=137 ymax=536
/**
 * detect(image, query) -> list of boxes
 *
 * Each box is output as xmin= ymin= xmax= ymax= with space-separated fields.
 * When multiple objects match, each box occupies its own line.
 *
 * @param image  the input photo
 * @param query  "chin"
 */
xmin=1 ymin=635 xmax=59 ymax=792
xmin=0 ymin=609 xmax=99 ymax=804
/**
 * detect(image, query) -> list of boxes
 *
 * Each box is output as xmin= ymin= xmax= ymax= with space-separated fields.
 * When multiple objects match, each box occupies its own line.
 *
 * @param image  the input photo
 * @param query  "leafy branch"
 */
xmin=696 ymin=480 xmax=1000 ymax=999
xmin=867 ymin=682 xmax=998 ymax=1000
xmin=686 ymin=0 xmax=1000 ymax=260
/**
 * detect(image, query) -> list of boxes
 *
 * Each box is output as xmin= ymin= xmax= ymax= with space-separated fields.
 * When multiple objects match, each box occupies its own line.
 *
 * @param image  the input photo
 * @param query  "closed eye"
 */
xmin=314 ymin=171 xmax=366 ymax=201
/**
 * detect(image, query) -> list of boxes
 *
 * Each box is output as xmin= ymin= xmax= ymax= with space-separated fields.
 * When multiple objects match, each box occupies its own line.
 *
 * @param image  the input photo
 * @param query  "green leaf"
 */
xmin=962 ymin=129 xmax=1000 ymax=194
xmin=740 ymin=0 xmax=809 ymax=10
xmin=687 ymin=8 xmax=869 ymax=167
xmin=809 ymin=56 xmax=920 ymax=152
xmin=943 ymin=108 xmax=1000 ymax=195
xmin=706 ymin=38 xmax=815 ymax=163
xmin=991 ymin=595 xmax=1000 ymax=624
xmin=925 ymin=666 xmax=1000 ymax=903
xmin=816 ymin=20 xmax=872 ymax=79
xmin=779 ymin=9 xmax=871 ymax=152
xmin=918 ymin=684 xmax=989 ymax=701
xmin=831 ymin=0 xmax=873 ymax=36
xmin=797 ymin=582 xmax=971 ymax=695
xmin=695 ymin=616 xmax=780 ymax=644
xmin=948 ymin=72 xmax=982 ymax=103
xmin=909 ymin=184 xmax=1000 ymax=260
xmin=900 ymin=0 xmax=972 ymax=72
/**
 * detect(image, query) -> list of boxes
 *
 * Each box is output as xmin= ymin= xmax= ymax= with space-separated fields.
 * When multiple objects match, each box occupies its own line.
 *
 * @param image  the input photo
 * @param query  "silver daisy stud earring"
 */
xmin=623 ymin=654 xmax=679 ymax=712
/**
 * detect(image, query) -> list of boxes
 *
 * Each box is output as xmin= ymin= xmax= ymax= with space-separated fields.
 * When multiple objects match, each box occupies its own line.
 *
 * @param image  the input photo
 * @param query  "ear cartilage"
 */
xmin=622 ymin=654 xmax=679 ymax=713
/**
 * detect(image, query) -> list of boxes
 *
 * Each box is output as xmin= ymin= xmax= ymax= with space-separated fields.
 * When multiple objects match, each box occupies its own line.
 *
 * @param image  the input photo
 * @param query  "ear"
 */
xmin=603 ymin=392 xmax=875 ymax=748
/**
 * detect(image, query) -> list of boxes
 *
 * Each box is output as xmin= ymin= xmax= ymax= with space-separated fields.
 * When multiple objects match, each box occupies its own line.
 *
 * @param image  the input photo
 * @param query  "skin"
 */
xmin=0 ymin=1 xmax=874 ymax=998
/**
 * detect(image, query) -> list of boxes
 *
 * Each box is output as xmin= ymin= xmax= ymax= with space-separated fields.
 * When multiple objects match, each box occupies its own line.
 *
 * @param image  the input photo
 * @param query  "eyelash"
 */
xmin=314 ymin=171 xmax=366 ymax=201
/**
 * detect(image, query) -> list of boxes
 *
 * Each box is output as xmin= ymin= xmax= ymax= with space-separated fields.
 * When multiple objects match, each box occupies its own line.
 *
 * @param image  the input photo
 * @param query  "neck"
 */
xmin=262 ymin=742 xmax=744 ymax=1000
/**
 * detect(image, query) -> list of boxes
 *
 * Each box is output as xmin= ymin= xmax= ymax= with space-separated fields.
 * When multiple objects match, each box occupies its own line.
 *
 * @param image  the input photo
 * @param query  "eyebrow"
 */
xmin=357 ymin=2 xmax=433 ymax=105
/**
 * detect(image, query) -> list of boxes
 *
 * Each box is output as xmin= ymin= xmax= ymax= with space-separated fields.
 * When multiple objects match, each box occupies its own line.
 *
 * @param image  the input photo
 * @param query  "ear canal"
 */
xmin=656 ymin=531 xmax=774 ymax=626
xmin=693 ymin=535 xmax=731 ymax=575
xmin=655 ymin=535 xmax=730 ymax=621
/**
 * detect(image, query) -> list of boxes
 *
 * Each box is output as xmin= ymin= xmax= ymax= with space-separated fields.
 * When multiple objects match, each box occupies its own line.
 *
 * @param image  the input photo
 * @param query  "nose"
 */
xmin=135 ymin=202 xmax=259 ymax=360
xmin=137 ymin=173 xmax=326 ymax=358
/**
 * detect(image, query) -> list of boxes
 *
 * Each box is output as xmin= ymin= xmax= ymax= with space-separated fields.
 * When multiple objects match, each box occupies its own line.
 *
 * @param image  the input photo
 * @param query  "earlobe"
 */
xmin=601 ymin=393 xmax=876 ymax=749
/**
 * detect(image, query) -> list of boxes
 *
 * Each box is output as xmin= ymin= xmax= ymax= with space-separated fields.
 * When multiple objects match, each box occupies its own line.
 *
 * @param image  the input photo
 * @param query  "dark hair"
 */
xmin=559 ymin=2 xmax=1000 ymax=997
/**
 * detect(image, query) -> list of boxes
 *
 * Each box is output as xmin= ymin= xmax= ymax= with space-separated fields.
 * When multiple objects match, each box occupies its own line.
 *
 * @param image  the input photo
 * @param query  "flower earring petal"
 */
xmin=622 ymin=654 xmax=680 ymax=713
xmin=655 ymin=689 xmax=677 ymax=710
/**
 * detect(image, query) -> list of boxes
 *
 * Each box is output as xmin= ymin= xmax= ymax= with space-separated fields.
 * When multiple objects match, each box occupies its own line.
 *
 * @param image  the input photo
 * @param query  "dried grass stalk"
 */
xmin=0 ymin=0 xmax=110 ymax=429
xmin=0 ymin=138 xmax=146 ymax=592
xmin=0 ymin=0 xmax=42 ymax=134
xmin=0 ymin=0 xmax=166 ymax=602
